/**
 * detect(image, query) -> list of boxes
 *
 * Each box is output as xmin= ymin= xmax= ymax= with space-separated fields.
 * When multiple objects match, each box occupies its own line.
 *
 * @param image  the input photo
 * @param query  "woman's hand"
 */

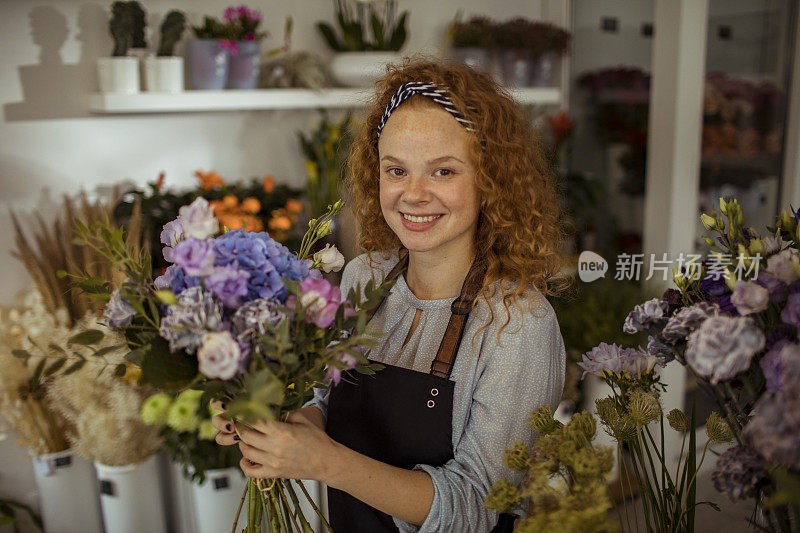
xmin=237 ymin=412 xmax=337 ymax=482
xmin=210 ymin=401 xmax=237 ymax=446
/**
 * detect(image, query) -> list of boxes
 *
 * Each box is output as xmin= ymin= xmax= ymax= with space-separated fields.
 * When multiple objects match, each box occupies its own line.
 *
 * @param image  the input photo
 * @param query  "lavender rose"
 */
xmin=178 ymin=197 xmax=219 ymax=240
xmin=685 ymin=316 xmax=765 ymax=384
xmin=313 ymin=244 xmax=345 ymax=273
xmin=173 ymin=239 xmax=216 ymax=277
xmin=197 ymin=331 xmax=244 ymax=380
xmin=104 ymin=288 xmax=135 ymax=329
xmin=731 ymin=280 xmax=769 ymax=316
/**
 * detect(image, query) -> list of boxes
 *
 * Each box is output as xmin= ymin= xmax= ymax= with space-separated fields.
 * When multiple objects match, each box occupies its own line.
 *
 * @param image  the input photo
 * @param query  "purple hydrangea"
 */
xmin=173 ymin=239 xmax=216 ymax=277
xmin=711 ymin=445 xmax=768 ymax=502
xmin=686 ymin=316 xmax=765 ymax=384
xmin=104 ymin=288 xmax=135 ymax=329
xmin=731 ymin=280 xmax=769 ymax=316
xmin=577 ymin=342 xmax=660 ymax=379
xmin=743 ymin=393 xmax=800 ymax=470
xmin=661 ymin=302 xmax=720 ymax=344
xmin=159 ymin=286 xmax=224 ymax=353
xmin=623 ymin=298 xmax=670 ymax=334
xmin=178 ymin=197 xmax=219 ymax=240
xmin=154 ymin=264 xmax=200 ymax=294
xmin=205 ymin=265 xmax=250 ymax=307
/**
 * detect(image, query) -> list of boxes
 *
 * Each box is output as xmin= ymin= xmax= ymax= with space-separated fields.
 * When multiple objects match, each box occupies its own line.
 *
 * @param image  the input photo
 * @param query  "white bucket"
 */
xmin=189 ymin=467 xmax=247 ymax=533
xmin=95 ymin=455 xmax=167 ymax=533
xmin=31 ymin=449 xmax=103 ymax=533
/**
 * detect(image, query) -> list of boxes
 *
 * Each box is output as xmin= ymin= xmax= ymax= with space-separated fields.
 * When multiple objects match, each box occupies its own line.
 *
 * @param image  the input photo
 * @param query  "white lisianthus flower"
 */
xmin=313 ymin=244 xmax=345 ymax=273
xmin=178 ymin=197 xmax=219 ymax=240
xmin=197 ymin=331 xmax=242 ymax=380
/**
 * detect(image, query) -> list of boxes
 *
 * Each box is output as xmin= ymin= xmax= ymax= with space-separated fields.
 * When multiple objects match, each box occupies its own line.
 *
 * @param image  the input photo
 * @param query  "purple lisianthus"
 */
xmin=647 ymin=335 xmax=674 ymax=363
xmin=197 ymin=331 xmax=244 ymax=380
xmin=685 ymin=316 xmax=765 ymax=384
xmin=231 ymin=297 xmax=284 ymax=339
xmin=205 ymin=265 xmax=250 ymax=307
xmin=731 ymin=280 xmax=769 ymax=315
xmin=178 ymin=197 xmax=219 ymax=240
xmin=289 ymin=277 xmax=342 ymax=329
xmin=760 ymin=341 xmax=798 ymax=393
xmin=104 ymin=288 xmax=135 ymax=329
xmin=767 ymin=249 xmax=800 ymax=284
xmin=324 ymin=352 xmax=359 ymax=385
xmin=743 ymin=393 xmax=800 ymax=470
xmin=700 ymin=274 xmax=737 ymax=313
xmin=159 ymin=286 xmax=224 ymax=353
xmin=661 ymin=302 xmax=720 ymax=344
xmin=578 ymin=342 xmax=659 ymax=379
xmin=160 ymin=218 xmax=184 ymax=263
xmin=756 ymin=273 xmax=787 ymax=304
xmin=173 ymin=239 xmax=216 ymax=277
xmin=780 ymin=293 xmax=800 ymax=332
xmin=623 ymin=298 xmax=670 ymax=334
xmin=711 ymin=445 xmax=769 ymax=502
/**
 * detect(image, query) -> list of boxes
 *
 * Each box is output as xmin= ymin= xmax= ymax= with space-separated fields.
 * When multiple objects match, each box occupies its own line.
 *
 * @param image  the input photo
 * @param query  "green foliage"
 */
xmin=157 ymin=11 xmax=186 ymax=57
xmin=448 ymin=14 xmax=494 ymax=49
xmin=297 ymin=112 xmax=353 ymax=218
xmin=317 ymin=0 xmax=408 ymax=52
xmin=0 ymin=497 xmax=42 ymax=531
xmin=192 ymin=16 xmax=236 ymax=40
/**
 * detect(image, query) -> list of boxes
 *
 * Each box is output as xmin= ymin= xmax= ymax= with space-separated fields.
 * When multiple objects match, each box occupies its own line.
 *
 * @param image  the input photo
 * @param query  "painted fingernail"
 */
xmin=233 ymin=435 xmax=240 ymax=441
xmin=226 ymin=423 xmax=232 ymax=432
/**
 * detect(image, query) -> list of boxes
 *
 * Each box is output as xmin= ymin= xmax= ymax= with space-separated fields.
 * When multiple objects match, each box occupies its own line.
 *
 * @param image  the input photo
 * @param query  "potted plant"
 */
xmin=317 ymin=0 xmax=409 ymax=87
xmin=97 ymin=1 xmax=145 ymax=93
xmin=187 ymin=15 xmax=236 ymax=90
xmin=223 ymin=5 xmax=269 ymax=89
xmin=491 ymin=18 xmax=570 ymax=87
xmin=144 ymin=10 xmax=187 ymax=93
xmin=447 ymin=14 xmax=494 ymax=73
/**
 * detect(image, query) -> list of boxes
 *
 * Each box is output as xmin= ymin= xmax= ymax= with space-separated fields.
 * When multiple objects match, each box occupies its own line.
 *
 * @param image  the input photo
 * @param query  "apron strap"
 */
xmin=364 ymin=247 xmax=486 ymax=380
xmin=429 ymin=255 xmax=486 ymax=379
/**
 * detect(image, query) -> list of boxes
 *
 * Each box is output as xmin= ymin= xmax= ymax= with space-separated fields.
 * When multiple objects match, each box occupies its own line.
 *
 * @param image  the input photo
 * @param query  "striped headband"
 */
xmin=375 ymin=81 xmax=475 ymax=142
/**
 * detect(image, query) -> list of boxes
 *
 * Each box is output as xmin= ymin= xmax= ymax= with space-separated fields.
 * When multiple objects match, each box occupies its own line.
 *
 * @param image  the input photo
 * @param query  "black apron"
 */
xmin=326 ymin=250 xmax=516 ymax=532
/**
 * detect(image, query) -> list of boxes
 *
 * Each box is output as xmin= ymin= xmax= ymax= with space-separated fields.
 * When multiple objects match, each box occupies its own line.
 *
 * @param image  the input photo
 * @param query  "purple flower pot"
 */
xmin=530 ymin=51 xmax=561 ymax=87
xmin=500 ymin=49 xmax=533 ymax=87
xmin=227 ymin=40 xmax=261 ymax=89
xmin=452 ymin=47 xmax=490 ymax=73
xmin=186 ymin=39 xmax=230 ymax=90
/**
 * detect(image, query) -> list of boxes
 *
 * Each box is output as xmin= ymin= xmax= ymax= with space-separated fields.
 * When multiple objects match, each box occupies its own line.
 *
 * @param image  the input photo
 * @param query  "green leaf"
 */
xmin=137 ymin=338 xmax=198 ymax=392
xmin=68 ymin=329 xmax=104 ymax=345
xmin=370 ymin=12 xmax=385 ymax=49
xmin=31 ymin=358 xmax=46 ymax=383
xmin=125 ymin=348 xmax=145 ymax=365
xmin=11 ymin=349 xmax=30 ymax=359
xmin=388 ymin=12 xmax=408 ymax=51
xmin=63 ymin=359 xmax=86 ymax=376
xmin=154 ymin=290 xmax=177 ymax=305
xmin=114 ymin=364 xmax=127 ymax=377
xmin=687 ymin=403 xmax=697 ymax=531
xmin=44 ymin=358 xmax=67 ymax=377
xmin=56 ymin=270 xmax=68 ymax=279
xmin=316 ymin=22 xmax=343 ymax=51
xmin=93 ymin=344 xmax=125 ymax=357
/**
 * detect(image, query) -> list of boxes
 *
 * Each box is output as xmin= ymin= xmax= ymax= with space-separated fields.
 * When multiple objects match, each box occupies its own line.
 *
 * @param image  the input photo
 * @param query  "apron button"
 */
xmin=427 ymin=400 xmax=435 ymax=408
xmin=430 ymin=388 xmax=439 ymax=396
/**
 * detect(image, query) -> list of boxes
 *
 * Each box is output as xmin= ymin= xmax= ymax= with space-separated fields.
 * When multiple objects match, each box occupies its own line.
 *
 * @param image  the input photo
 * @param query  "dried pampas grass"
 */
xmin=10 ymin=191 xmax=142 ymax=327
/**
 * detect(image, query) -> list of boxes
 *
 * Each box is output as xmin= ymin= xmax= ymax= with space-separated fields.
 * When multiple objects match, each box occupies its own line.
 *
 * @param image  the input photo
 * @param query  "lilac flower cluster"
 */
xmin=577 ymin=342 xmax=661 ymax=379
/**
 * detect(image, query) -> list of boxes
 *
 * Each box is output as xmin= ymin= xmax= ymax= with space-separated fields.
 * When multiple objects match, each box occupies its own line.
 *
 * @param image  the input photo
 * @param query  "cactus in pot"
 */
xmin=157 ymin=10 xmax=187 ymax=57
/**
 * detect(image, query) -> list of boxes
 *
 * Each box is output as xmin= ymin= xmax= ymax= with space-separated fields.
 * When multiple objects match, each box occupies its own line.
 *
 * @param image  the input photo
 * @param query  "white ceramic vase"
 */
xmin=330 ymin=51 xmax=402 ymax=87
xmin=189 ymin=467 xmax=248 ymax=533
xmin=96 ymin=56 xmax=140 ymax=94
xmin=31 ymin=449 xmax=103 ymax=533
xmin=95 ymin=455 xmax=167 ymax=533
xmin=144 ymin=56 xmax=185 ymax=92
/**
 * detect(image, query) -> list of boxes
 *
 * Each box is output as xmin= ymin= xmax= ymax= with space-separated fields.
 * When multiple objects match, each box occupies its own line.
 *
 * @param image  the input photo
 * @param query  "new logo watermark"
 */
xmin=577 ymin=251 xmax=761 ymax=282
xmin=578 ymin=251 xmax=608 ymax=282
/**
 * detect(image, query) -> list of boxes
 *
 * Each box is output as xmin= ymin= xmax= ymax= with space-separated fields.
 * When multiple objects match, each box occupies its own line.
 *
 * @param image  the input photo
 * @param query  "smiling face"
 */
xmin=377 ymin=100 xmax=480 ymax=261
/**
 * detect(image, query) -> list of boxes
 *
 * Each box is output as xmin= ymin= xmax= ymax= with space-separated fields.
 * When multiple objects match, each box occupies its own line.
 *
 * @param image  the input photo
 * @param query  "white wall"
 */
xmin=0 ymin=0 xmax=549 ymax=521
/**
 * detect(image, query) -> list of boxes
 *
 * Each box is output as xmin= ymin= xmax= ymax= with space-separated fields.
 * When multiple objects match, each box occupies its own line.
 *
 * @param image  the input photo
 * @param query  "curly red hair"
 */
xmin=345 ymin=55 xmax=572 ymax=332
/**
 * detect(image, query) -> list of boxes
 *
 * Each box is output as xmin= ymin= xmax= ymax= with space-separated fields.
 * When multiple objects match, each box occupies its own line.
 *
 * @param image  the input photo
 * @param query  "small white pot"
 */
xmin=330 ymin=51 xmax=402 ymax=87
xmin=144 ymin=56 xmax=185 ymax=93
xmin=95 ymin=456 xmax=167 ymax=533
xmin=31 ymin=449 xmax=103 ymax=533
xmin=189 ymin=467 xmax=248 ymax=533
xmin=96 ymin=56 xmax=140 ymax=94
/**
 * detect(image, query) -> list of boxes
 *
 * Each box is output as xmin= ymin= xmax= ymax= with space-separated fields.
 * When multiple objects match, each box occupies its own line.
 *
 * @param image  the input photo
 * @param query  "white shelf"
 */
xmin=88 ymin=87 xmax=561 ymax=114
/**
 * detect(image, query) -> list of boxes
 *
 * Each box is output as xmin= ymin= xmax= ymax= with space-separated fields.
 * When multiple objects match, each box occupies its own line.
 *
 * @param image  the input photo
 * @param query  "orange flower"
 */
xmin=262 ymin=175 xmax=276 ymax=193
xmin=195 ymin=170 xmax=225 ymax=191
xmin=238 ymin=215 xmax=264 ymax=232
xmin=221 ymin=195 xmax=239 ymax=209
xmin=285 ymin=198 xmax=303 ymax=214
xmin=240 ymin=197 xmax=261 ymax=214
xmin=547 ymin=111 xmax=574 ymax=147
xmin=154 ymin=171 xmax=165 ymax=192
xmin=268 ymin=215 xmax=292 ymax=231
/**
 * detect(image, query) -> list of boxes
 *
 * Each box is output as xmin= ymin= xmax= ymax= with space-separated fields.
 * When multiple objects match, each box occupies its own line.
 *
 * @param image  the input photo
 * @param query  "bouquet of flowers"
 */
xmin=584 ymin=197 xmax=800 ymax=532
xmin=64 ymin=197 xmax=391 ymax=532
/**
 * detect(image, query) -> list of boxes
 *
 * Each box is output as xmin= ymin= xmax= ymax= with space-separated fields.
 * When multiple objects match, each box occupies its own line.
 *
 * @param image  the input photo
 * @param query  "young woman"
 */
xmin=213 ymin=57 xmax=570 ymax=532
